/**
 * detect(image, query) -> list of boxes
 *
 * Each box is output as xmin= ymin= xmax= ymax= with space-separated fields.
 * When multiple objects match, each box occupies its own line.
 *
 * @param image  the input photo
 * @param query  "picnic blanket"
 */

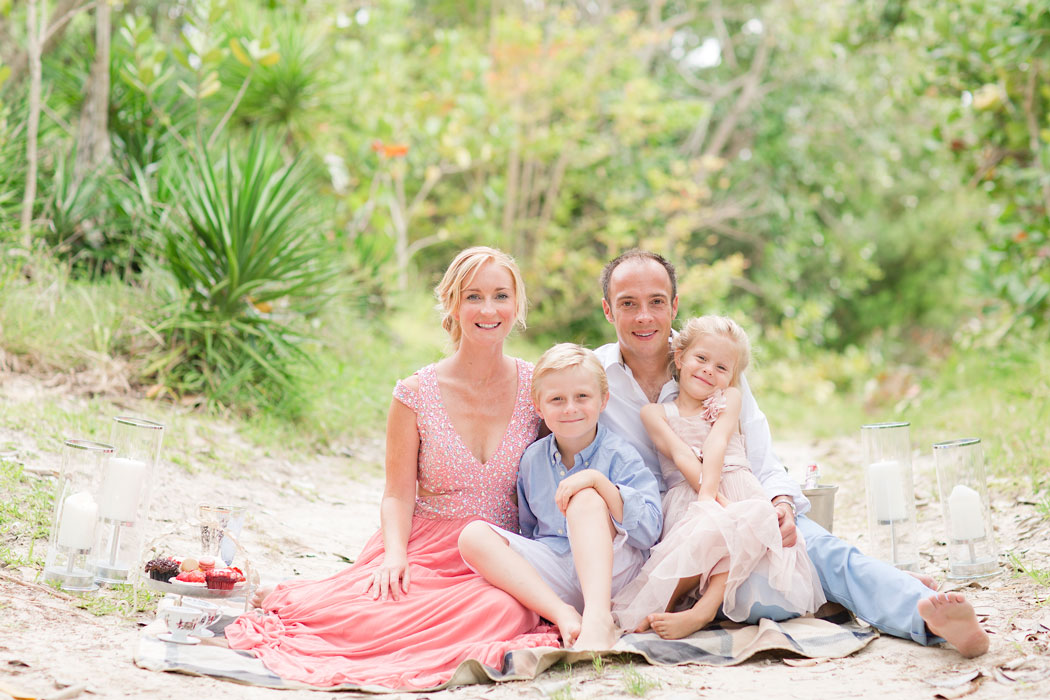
xmin=134 ymin=600 xmax=877 ymax=692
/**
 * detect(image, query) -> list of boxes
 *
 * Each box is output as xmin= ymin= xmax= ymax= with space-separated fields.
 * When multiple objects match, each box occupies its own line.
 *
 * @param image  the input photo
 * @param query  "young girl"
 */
xmin=612 ymin=315 xmax=826 ymax=640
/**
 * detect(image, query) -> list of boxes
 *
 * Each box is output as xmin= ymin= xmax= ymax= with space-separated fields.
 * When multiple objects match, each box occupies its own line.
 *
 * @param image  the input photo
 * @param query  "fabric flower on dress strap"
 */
xmin=700 ymin=389 xmax=727 ymax=423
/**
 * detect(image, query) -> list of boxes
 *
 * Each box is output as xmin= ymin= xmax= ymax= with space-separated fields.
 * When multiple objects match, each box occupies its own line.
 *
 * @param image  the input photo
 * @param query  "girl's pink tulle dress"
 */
xmin=225 ymin=359 xmax=560 ymax=689
xmin=613 ymin=391 xmax=825 ymax=631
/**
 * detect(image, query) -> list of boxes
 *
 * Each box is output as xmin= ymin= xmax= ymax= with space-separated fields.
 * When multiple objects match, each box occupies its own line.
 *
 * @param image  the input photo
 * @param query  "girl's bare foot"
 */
xmin=917 ymin=592 xmax=989 ymax=658
xmin=907 ymin=570 xmax=939 ymax=591
xmin=573 ymin=610 xmax=620 ymax=651
xmin=633 ymin=618 xmax=652 ymax=633
xmin=647 ymin=605 xmax=716 ymax=640
xmin=553 ymin=604 xmax=583 ymax=648
xmin=249 ymin=584 xmax=275 ymax=609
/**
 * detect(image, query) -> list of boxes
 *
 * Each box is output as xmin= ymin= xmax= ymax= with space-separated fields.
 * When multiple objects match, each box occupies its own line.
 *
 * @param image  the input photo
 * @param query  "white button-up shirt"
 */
xmin=594 ymin=341 xmax=809 ymax=515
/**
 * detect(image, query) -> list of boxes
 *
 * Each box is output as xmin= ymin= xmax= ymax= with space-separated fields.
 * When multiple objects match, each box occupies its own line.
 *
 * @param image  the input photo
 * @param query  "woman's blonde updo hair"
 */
xmin=672 ymin=315 xmax=751 ymax=385
xmin=435 ymin=246 xmax=528 ymax=350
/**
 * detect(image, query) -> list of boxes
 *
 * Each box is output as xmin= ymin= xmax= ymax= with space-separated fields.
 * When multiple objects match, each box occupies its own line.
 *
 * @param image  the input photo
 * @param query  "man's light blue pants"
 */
xmin=732 ymin=516 xmax=940 ymax=645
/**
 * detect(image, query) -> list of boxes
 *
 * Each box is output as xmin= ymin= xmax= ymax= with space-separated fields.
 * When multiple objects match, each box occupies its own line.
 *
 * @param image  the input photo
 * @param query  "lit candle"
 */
xmin=56 ymin=491 xmax=98 ymax=550
xmin=948 ymin=484 xmax=986 ymax=541
xmin=98 ymin=457 xmax=147 ymax=522
xmin=867 ymin=459 xmax=907 ymax=522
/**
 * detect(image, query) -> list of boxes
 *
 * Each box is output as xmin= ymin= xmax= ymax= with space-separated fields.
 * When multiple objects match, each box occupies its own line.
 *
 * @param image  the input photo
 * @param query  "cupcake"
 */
xmin=144 ymin=557 xmax=180 ymax=582
xmin=205 ymin=568 xmax=238 ymax=590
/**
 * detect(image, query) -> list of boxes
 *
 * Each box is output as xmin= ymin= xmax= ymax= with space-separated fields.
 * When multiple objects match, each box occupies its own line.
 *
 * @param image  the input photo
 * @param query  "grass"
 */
xmin=72 ymin=583 xmax=161 ymax=617
xmin=0 ymin=459 xmax=55 ymax=568
xmin=1008 ymin=551 xmax=1050 ymax=588
xmin=622 ymin=663 xmax=660 ymax=696
xmin=756 ymin=330 xmax=1050 ymax=492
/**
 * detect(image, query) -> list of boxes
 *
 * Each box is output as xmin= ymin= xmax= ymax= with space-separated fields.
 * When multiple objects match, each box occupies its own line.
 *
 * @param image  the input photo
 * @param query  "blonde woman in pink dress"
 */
xmin=224 ymin=247 xmax=559 ymax=689
xmin=613 ymin=316 xmax=825 ymax=639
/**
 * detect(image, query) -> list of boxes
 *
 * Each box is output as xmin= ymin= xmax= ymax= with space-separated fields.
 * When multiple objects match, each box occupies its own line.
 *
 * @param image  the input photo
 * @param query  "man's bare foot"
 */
xmin=647 ymin=605 xmax=716 ymax=640
xmin=249 ymin=584 xmax=275 ymax=609
xmin=907 ymin=570 xmax=939 ymax=591
xmin=573 ymin=610 xmax=620 ymax=651
xmin=552 ymin=604 xmax=583 ymax=648
xmin=918 ymin=592 xmax=989 ymax=658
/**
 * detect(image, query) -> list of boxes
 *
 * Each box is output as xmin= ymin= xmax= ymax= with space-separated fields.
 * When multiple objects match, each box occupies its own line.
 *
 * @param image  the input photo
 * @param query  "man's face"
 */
xmin=602 ymin=258 xmax=678 ymax=363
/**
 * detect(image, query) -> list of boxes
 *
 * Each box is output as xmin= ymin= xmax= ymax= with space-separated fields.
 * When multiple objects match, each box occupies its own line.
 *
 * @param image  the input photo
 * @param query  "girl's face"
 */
xmin=453 ymin=261 xmax=517 ymax=346
xmin=674 ymin=333 xmax=738 ymax=401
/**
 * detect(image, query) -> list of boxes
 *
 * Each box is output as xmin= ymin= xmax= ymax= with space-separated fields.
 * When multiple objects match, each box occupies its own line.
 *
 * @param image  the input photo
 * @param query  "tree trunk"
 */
xmin=5 ymin=0 xmax=84 ymax=86
xmin=21 ymin=0 xmax=44 ymax=245
xmin=74 ymin=1 xmax=112 ymax=183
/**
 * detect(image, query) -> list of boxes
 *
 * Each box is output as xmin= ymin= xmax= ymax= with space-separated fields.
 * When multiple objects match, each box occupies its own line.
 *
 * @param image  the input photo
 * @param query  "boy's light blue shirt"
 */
xmin=517 ymin=424 xmax=663 ymax=556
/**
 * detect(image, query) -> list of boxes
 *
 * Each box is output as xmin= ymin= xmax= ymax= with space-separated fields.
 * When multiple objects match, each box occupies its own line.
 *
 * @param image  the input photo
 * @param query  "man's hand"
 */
xmin=774 ymin=501 xmax=798 ymax=548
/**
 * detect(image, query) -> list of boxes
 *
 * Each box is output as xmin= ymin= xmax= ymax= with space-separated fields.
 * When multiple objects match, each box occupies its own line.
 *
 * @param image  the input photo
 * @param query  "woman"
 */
xmin=224 ymin=247 xmax=561 ymax=689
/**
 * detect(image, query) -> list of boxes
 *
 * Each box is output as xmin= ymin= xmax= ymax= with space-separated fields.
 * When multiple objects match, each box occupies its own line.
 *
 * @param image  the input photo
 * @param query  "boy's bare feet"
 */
xmin=552 ymin=604 xmax=584 ymax=647
xmin=907 ymin=570 xmax=938 ymax=591
xmin=249 ymin=584 xmax=275 ymax=609
xmin=573 ymin=610 xmax=620 ymax=651
xmin=917 ymin=592 xmax=989 ymax=658
xmin=646 ymin=604 xmax=716 ymax=640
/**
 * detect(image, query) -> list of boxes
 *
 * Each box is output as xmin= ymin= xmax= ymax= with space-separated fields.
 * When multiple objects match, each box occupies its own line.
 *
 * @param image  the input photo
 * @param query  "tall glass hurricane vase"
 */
xmin=861 ymin=422 xmax=920 ymax=571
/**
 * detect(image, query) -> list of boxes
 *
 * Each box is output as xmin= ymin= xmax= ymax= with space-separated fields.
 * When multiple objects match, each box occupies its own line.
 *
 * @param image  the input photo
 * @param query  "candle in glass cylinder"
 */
xmin=56 ymin=491 xmax=98 ymax=550
xmin=867 ymin=459 xmax=907 ymax=521
xmin=948 ymin=484 xmax=986 ymax=541
xmin=98 ymin=457 xmax=147 ymax=522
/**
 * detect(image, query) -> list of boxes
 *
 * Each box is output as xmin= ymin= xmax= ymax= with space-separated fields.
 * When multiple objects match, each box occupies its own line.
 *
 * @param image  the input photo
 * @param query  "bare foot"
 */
xmin=633 ymin=618 xmax=652 ymax=633
xmin=552 ymin=604 xmax=583 ymax=648
xmin=647 ymin=605 xmax=716 ymax=640
xmin=918 ymin=592 xmax=989 ymax=658
xmin=573 ymin=610 xmax=620 ymax=651
xmin=907 ymin=570 xmax=939 ymax=591
xmin=249 ymin=584 xmax=275 ymax=609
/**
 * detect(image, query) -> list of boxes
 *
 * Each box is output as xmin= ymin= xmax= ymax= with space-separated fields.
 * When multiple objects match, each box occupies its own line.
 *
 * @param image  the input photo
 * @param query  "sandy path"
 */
xmin=1 ymin=378 xmax=1048 ymax=699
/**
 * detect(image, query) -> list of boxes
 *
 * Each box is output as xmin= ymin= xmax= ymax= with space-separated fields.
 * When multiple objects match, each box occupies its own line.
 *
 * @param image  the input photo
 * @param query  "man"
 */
xmin=595 ymin=249 xmax=989 ymax=658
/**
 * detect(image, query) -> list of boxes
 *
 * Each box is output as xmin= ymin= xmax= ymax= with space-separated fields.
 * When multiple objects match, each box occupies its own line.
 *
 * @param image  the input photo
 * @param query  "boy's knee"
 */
xmin=565 ymin=487 xmax=607 ymax=517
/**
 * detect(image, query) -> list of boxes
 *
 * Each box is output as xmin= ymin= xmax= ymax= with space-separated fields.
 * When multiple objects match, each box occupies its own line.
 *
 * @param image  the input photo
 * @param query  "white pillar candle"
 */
xmin=948 ymin=484 xmax=986 ymax=541
xmin=56 ymin=490 xmax=98 ymax=550
xmin=867 ymin=459 xmax=907 ymax=522
xmin=98 ymin=457 xmax=147 ymax=522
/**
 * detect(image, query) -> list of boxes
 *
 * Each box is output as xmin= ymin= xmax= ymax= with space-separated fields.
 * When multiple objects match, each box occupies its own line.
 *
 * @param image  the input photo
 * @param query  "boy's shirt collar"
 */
xmin=546 ymin=424 xmax=607 ymax=470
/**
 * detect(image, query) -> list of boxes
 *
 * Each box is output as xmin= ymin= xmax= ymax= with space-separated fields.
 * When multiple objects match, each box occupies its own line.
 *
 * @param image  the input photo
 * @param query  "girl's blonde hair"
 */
xmin=435 ymin=246 xmax=528 ymax=350
xmin=532 ymin=343 xmax=608 ymax=403
xmin=673 ymin=315 xmax=751 ymax=385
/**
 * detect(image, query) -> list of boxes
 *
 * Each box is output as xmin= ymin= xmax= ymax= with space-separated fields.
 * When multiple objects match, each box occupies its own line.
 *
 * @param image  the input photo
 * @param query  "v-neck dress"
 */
xmin=224 ymin=359 xmax=560 ymax=689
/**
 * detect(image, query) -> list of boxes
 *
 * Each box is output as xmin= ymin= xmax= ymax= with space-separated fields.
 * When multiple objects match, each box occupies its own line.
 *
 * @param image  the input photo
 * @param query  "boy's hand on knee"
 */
xmin=555 ymin=471 xmax=598 ymax=513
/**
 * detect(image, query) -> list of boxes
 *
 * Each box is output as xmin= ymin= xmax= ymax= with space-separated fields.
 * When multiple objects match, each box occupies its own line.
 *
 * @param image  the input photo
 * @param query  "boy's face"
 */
xmin=534 ymin=366 xmax=609 ymax=446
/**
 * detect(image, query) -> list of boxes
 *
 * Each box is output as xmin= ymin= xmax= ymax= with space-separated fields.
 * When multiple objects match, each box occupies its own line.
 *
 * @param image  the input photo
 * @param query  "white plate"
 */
xmin=145 ymin=577 xmax=246 ymax=599
xmin=158 ymin=632 xmax=201 ymax=645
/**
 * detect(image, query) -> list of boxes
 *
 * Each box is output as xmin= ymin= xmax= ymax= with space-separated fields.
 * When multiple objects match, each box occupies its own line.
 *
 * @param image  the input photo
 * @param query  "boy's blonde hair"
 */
xmin=532 ymin=343 xmax=608 ymax=402
xmin=673 ymin=315 xmax=751 ymax=385
xmin=434 ymin=246 xmax=528 ymax=350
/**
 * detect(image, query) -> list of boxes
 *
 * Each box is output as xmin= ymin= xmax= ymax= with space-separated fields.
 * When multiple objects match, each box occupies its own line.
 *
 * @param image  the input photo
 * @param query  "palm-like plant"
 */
xmin=157 ymin=131 xmax=336 ymax=408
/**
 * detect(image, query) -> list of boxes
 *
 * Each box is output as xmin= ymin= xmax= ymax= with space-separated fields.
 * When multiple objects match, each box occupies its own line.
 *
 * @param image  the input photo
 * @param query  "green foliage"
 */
xmin=1008 ymin=551 xmax=1050 ymax=587
xmin=0 ymin=459 xmax=54 ymax=568
xmin=902 ymin=0 xmax=1050 ymax=328
xmin=156 ymin=131 xmax=336 ymax=409
xmin=73 ymin=584 xmax=161 ymax=617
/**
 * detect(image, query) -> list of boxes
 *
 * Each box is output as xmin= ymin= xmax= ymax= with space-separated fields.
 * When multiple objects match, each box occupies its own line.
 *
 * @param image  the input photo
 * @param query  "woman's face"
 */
xmin=454 ymin=261 xmax=518 ymax=347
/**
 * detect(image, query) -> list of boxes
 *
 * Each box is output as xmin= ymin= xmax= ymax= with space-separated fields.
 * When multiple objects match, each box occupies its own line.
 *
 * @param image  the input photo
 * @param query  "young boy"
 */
xmin=458 ymin=343 xmax=662 ymax=650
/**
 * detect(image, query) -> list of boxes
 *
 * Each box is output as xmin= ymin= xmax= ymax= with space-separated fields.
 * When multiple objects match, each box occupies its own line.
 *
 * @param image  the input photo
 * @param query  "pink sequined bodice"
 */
xmin=393 ymin=359 xmax=540 ymax=531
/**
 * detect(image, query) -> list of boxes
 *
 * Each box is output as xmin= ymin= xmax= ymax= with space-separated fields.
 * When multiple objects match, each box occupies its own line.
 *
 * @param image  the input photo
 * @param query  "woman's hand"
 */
xmin=367 ymin=555 xmax=411 ymax=601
